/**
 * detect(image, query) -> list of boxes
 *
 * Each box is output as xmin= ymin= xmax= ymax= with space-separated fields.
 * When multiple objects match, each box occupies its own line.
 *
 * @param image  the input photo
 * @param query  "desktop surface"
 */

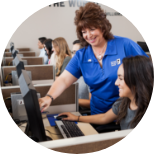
xmin=19 ymin=112 xmax=98 ymax=140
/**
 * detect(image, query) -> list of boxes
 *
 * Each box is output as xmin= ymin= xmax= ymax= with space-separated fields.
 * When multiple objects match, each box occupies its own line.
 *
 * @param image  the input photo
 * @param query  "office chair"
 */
xmin=79 ymin=106 xmax=91 ymax=115
xmin=79 ymin=106 xmax=121 ymax=133
xmin=92 ymin=122 xmax=121 ymax=133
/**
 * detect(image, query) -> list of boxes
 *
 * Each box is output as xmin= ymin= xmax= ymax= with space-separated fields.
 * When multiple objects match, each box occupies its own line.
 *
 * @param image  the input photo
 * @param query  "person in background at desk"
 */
xmin=72 ymin=40 xmax=91 ymax=110
xmin=43 ymin=39 xmax=53 ymax=64
xmin=38 ymin=37 xmax=48 ymax=64
xmin=39 ymin=2 xmax=148 ymax=115
xmin=52 ymin=37 xmax=72 ymax=79
xmin=59 ymin=56 xmax=153 ymax=130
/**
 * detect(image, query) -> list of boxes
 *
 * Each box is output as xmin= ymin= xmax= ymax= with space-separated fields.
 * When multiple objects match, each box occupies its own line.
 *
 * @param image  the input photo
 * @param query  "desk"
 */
xmin=19 ymin=112 xmax=98 ymax=141
xmin=3 ymin=80 xmax=54 ymax=87
xmin=32 ymin=79 xmax=54 ymax=85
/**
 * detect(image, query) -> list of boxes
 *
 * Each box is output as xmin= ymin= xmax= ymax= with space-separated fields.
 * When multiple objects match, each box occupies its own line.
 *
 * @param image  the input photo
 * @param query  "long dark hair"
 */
xmin=116 ymin=55 xmax=153 ymax=128
xmin=43 ymin=39 xmax=53 ymax=59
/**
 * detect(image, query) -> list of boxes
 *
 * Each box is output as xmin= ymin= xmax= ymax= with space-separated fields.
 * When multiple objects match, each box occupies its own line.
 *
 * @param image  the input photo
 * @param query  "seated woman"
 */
xmin=52 ymin=37 xmax=72 ymax=78
xmin=58 ymin=56 xmax=153 ymax=130
xmin=43 ymin=39 xmax=54 ymax=64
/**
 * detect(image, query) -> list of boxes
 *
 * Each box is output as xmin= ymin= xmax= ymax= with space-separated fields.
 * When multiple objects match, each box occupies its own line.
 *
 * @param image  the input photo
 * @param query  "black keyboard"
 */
xmin=60 ymin=120 xmax=84 ymax=138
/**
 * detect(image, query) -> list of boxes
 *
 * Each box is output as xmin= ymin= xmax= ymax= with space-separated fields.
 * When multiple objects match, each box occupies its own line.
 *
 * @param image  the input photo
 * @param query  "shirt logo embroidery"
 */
xmin=111 ymin=61 xmax=116 ymax=66
xmin=117 ymin=59 xmax=121 ymax=65
xmin=88 ymin=59 xmax=92 ymax=62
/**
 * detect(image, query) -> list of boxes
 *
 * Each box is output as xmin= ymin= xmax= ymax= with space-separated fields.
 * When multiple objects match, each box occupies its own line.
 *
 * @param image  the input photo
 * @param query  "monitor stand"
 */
xmin=25 ymin=123 xmax=52 ymax=142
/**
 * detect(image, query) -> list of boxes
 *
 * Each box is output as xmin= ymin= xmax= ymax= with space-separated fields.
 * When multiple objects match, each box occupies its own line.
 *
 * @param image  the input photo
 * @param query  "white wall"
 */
xmin=7 ymin=1 xmax=144 ymax=56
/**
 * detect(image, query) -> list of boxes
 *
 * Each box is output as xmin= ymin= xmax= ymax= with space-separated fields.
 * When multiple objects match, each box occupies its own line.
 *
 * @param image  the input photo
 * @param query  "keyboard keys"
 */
xmin=61 ymin=125 xmax=71 ymax=138
xmin=61 ymin=120 xmax=84 ymax=138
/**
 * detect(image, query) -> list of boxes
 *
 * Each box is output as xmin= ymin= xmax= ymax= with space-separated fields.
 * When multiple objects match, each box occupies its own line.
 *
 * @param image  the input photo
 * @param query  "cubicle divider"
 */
xmin=1 ymin=83 xmax=78 ymax=114
xmin=0 ymin=68 xmax=3 ymax=86
xmin=0 ymin=66 xmax=3 ymax=127
xmin=3 ymin=57 xmax=44 ymax=66
xmin=2 ymin=65 xmax=54 ymax=84
xmin=5 ymin=48 xmax=30 ymax=52
xmin=1 ymin=56 xmax=5 ymax=66
xmin=4 ymin=52 xmax=35 ymax=57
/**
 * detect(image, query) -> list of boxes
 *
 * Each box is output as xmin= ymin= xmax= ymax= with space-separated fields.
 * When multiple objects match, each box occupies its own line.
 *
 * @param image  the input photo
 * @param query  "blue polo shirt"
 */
xmin=66 ymin=36 xmax=148 ymax=115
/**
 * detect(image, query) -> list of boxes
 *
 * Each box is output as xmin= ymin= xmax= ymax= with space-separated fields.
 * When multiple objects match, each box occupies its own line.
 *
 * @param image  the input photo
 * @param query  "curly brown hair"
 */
xmin=74 ymin=2 xmax=114 ymax=47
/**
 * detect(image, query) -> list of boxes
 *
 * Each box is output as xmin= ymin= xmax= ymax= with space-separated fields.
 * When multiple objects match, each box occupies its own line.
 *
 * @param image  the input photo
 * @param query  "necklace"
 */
xmin=95 ymin=42 xmax=107 ymax=61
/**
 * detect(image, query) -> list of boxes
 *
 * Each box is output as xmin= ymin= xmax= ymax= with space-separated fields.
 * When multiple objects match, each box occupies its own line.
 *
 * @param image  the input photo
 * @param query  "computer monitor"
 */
xmin=9 ymin=42 xmax=14 ymax=53
xmin=137 ymin=41 xmax=149 ymax=52
xmin=11 ymin=92 xmax=41 ymax=121
xmin=18 ymin=69 xmax=50 ymax=142
xmin=12 ymin=70 xmax=32 ymax=85
xmin=12 ymin=49 xmax=19 ymax=58
xmin=13 ymin=54 xmax=25 ymax=77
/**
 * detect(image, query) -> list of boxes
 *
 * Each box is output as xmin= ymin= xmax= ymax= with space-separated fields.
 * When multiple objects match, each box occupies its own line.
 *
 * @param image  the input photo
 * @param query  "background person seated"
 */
xmin=38 ymin=37 xmax=48 ymax=64
xmin=59 ymin=56 xmax=153 ymax=131
xmin=52 ymin=37 xmax=72 ymax=78
xmin=72 ymin=40 xmax=91 ymax=112
xmin=43 ymin=39 xmax=53 ymax=65
xmin=49 ymin=51 xmax=57 ymax=66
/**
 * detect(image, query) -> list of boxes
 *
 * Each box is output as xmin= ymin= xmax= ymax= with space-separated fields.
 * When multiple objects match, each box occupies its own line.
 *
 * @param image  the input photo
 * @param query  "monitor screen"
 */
xmin=12 ymin=50 xmax=19 ymax=58
xmin=13 ymin=54 xmax=25 ymax=77
xmin=9 ymin=43 xmax=14 ymax=53
xmin=137 ymin=41 xmax=149 ymax=52
xmin=18 ymin=70 xmax=49 ymax=142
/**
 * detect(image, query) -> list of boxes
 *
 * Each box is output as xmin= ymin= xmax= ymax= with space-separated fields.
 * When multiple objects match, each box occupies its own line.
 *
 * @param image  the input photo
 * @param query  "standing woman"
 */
xmin=39 ymin=2 xmax=148 ymax=114
xmin=43 ymin=39 xmax=53 ymax=64
xmin=52 ymin=37 xmax=72 ymax=77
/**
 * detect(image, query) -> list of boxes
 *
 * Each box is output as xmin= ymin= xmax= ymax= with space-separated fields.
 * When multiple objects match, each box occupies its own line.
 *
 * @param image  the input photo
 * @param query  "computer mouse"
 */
xmin=56 ymin=115 xmax=68 ymax=120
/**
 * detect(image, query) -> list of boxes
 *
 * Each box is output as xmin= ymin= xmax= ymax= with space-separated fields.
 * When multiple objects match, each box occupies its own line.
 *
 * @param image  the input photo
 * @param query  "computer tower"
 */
xmin=11 ymin=92 xmax=41 ymax=121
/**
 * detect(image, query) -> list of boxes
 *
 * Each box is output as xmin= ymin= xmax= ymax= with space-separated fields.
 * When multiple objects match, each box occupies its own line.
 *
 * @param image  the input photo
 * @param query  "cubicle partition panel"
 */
xmin=1 ymin=86 xmax=21 ymax=109
xmin=0 ymin=68 xmax=3 ymax=86
xmin=2 ymin=65 xmax=54 ymax=83
xmin=1 ymin=83 xmax=78 ymax=114
xmin=2 ymin=66 xmax=16 ymax=83
xmin=4 ymin=52 xmax=35 ymax=57
xmin=24 ymin=65 xmax=53 ymax=80
xmin=21 ymin=57 xmax=43 ymax=65
xmin=4 ymin=57 xmax=44 ymax=66
xmin=0 ymin=66 xmax=3 ymax=127
xmin=17 ymin=51 xmax=35 ymax=57
xmin=2 ymin=57 xmax=13 ymax=66
xmin=1 ymin=56 xmax=5 ymax=66
xmin=5 ymin=48 xmax=30 ymax=52
xmin=47 ymin=83 xmax=79 ymax=113
xmin=4 ymin=52 xmax=13 ymax=57
xmin=1 ymin=55 xmax=4 ymax=66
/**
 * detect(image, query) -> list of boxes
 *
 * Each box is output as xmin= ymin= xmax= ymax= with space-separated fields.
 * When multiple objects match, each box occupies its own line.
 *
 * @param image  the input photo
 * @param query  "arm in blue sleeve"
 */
xmin=65 ymin=53 xmax=82 ymax=79
xmin=124 ymin=38 xmax=148 ymax=57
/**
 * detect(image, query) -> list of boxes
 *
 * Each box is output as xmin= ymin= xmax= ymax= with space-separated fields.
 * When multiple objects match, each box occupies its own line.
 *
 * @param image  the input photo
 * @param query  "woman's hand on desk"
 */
xmin=39 ymin=96 xmax=52 ymax=112
xmin=58 ymin=112 xmax=78 ymax=121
